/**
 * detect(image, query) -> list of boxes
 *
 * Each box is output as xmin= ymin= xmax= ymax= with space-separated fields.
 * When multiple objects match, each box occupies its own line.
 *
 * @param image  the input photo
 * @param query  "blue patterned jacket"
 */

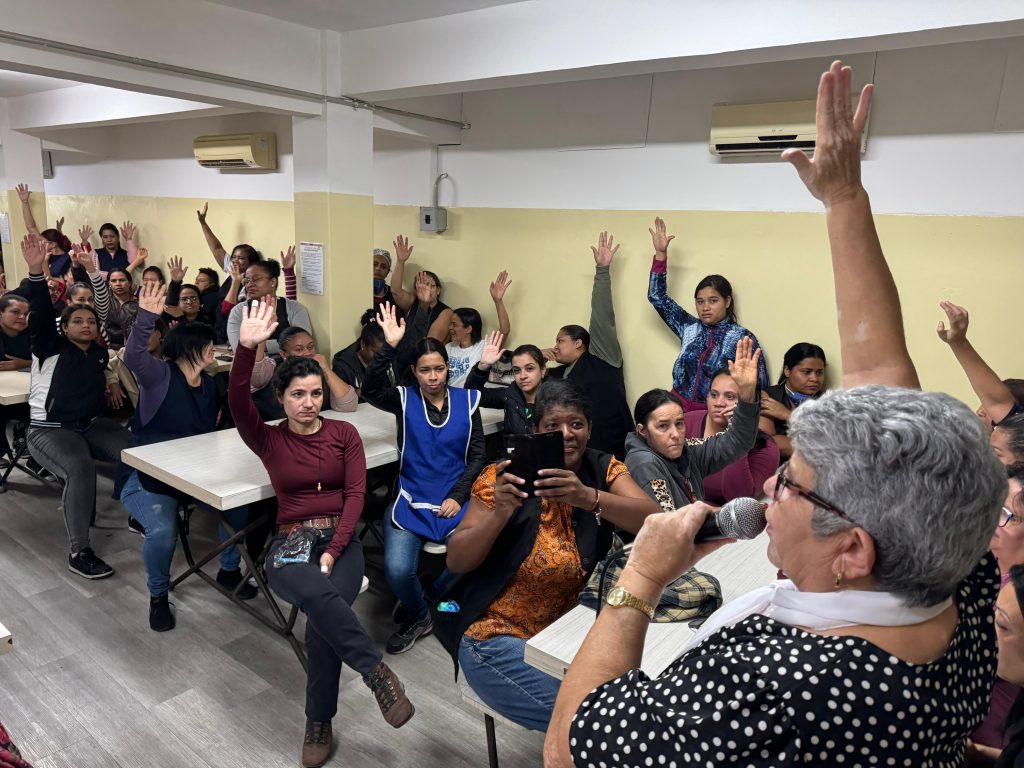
xmin=648 ymin=267 xmax=769 ymax=402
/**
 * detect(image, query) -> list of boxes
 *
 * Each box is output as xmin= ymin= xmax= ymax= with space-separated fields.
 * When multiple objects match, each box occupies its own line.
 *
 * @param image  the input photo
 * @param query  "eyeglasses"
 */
xmin=243 ymin=276 xmax=270 ymax=285
xmin=999 ymin=506 xmax=1024 ymax=528
xmin=772 ymin=462 xmax=853 ymax=524
xmin=180 ymin=296 xmax=199 ymax=303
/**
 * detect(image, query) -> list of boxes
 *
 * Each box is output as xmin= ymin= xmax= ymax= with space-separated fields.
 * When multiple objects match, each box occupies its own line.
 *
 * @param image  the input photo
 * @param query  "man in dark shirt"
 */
xmin=333 ymin=320 xmax=386 ymax=401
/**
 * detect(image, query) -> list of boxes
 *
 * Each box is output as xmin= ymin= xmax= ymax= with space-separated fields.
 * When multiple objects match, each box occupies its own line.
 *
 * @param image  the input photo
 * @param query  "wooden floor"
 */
xmin=0 ymin=463 xmax=776 ymax=768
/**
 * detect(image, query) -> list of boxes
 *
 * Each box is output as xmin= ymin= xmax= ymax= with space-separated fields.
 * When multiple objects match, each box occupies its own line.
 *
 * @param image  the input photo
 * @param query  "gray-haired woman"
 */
xmin=545 ymin=61 xmax=1007 ymax=768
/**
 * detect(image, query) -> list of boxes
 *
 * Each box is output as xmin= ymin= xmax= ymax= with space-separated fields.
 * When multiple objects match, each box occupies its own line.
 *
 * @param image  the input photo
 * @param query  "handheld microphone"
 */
xmin=695 ymin=497 xmax=767 ymax=542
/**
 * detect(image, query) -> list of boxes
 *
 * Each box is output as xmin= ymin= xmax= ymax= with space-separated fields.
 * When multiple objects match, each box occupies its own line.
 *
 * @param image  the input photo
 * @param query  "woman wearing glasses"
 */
xmin=162 ymin=256 xmax=214 ymax=328
xmin=225 ymin=259 xmax=312 ymax=356
xmin=547 ymin=61 xmax=1007 ymax=768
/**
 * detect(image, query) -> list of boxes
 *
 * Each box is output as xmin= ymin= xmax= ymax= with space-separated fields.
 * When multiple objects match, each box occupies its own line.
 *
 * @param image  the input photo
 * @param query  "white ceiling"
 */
xmin=206 ymin=0 xmax=527 ymax=32
xmin=0 ymin=71 xmax=78 ymax=98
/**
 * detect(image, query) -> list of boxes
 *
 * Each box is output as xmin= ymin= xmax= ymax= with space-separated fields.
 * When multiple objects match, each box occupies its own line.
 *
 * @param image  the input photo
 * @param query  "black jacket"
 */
xmin=464 ymin=364 xmax=534 ymax=435
xmin=433 ymin=448 xmax=616 ymax=673
xmin=549 ymin=351 xmax=632 ymax=458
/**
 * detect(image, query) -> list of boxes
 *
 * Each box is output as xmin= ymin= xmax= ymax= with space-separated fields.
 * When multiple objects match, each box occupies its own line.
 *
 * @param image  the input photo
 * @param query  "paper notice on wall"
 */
xmin=0 ymin=212 xmax=10 ymax=244
xmin=299 ymin=241 xmax=324 ymax=296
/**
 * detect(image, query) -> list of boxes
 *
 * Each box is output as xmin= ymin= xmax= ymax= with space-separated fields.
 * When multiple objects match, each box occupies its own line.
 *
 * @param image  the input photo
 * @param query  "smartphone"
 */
xmin=502 ymin=431 xmax=564 ymax=496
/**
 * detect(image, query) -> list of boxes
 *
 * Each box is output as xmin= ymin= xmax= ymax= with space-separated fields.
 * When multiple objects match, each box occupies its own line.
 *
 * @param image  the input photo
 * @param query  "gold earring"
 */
xmin=834 ymin=570 xmax=844 ymax=589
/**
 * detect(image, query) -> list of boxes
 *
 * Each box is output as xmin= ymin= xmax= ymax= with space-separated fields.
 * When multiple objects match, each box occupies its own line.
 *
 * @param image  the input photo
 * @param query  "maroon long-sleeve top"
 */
xmin=229 ymin=344 xmax=366 ymax=559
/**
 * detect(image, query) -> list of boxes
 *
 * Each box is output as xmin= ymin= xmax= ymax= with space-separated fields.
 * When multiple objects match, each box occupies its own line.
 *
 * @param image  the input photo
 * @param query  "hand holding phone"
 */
xmin=502 ymin=431 xmax=564 ymax=496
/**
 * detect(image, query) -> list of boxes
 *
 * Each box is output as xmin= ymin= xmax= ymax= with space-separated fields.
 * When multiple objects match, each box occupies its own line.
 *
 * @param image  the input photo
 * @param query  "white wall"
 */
xmin=373 ymin=39 xmax=1024 ymax=216
xmin=41 ymin=112 xmax=295 ymax=201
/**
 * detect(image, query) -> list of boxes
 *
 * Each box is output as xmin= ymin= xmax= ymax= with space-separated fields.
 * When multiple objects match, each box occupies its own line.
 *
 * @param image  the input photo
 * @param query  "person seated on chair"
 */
xmin=230 ymin=298 xmax=414 ymax=765
xmin=625 ymin=338 xmax=763 ymax=511
xmin=0 ymin=294 xmax=31 ymax=466
xmin=373 ymin=247 xmax=404 ymax=320
xmin=684 ymin=367 xmax=781 ymax=505
xmin=332 ymin=315 xmax=386 ymax=401
xmin=464 ymin=333 xmax=547 ymax=436
xmin=542 ymin=232 xmax=632 ymax=458
xmin=445 ymin=271 xmax=513 ymax=387
xmin=249 ymin=325 xmax=356 ymax=420
xmin=115 ymin=282 xmax=255 ymax=632
xmin=363 ymin=302 xmax=486 ymax=655
xmin=193 ymin=267 xmax=221 ymax=325
xmin=386 ymin=234 xmax=452 ymax=348
xmin=162 ymin=256 xmax=215 ymax=329
xmin=104 ymin=268 xmax=139 ymax=351
xmin=226 ymin=259 xmax=311 ymax=356
xmin=760 ymin=343 xmax=827 ymax=460
xmin=435 ymin=378 xmax=659 ymax=732
xmin=21 ymin=234 xmax=130 ymax=580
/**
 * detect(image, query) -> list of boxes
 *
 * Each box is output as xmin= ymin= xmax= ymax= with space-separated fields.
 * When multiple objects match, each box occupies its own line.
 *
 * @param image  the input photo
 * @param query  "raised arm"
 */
xmin=71 ymin=246 xmax=110 ymax=325
xmin=281 ymin=246 xmax=297 ymax=300
xmin=196 ymin=203 xmax=229 ymax=270
xmin=783 ymin=61 xmax=918 ymax=390
xmin=387 ymin=235 xmax=416 ymax=311
xmin=228 ymin=298 xmax=279 ymax=455
xmin=16 ymin=184 xmax=41 ymax=236
xmin=647 ymin=217 xmax=697 ymax=338
xmin=588 ymin=231 xmax=623 ymax=367
xmin=122 ymin=222 xmax=145 ymax=274
xmin=937 ymin=300 xmax=1016 ymax=424
xmin=314 ymin=354 xmax=358 ymax=413
xmin=489 ymin=270 xmax=512 ymax=338
xmin=22 ymin=236 xmax=62 ymax=360
xmin=361 ymin=302 xmax=405 ymax=415
xmin=126 ymin=284 xmax=172 ymax=391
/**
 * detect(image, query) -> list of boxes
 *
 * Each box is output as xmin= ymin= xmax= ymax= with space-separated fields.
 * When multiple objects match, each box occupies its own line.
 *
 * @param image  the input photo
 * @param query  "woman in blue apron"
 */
xmin=363 ymin=302 xmax=486 ymax=655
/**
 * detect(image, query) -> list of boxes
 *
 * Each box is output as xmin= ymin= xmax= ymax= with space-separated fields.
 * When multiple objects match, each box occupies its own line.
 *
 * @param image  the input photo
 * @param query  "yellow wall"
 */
xmin=7 ymin=191 xmax=1020 ymax=410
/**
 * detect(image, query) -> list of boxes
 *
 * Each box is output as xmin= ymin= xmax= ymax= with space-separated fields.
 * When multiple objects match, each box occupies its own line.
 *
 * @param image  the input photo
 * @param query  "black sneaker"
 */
xmin=216 ymin=568 xmax=258 ymax=600
xmin=128 ymin=516 xmax=146 ymax=536
xmin=149 ymin=593 xmax=175 ymax=632
xmin=68 ymin=548 xmax=114 ymax=580
xmin=385 ymin=613 xmax=432 ymax=654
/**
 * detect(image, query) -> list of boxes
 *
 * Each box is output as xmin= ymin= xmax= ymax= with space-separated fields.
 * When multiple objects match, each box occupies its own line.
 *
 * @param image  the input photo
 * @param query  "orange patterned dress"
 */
xmin=465 ymin=459 xmax=630 ymax=641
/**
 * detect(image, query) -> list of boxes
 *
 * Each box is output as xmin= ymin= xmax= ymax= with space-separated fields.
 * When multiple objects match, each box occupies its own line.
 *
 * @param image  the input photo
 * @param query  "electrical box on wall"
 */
xmin=419 ymin=206 xmax=447 ymax=233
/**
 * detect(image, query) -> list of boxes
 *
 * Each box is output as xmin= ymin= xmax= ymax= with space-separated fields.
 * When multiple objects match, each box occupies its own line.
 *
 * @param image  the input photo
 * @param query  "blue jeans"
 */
xmin=383 ymin=521 xmax=458 ymax=620
xmin=119 ymin=470 xmax=249 ymax=597
xmin=459 ymin=634 xmax=561 ymax=731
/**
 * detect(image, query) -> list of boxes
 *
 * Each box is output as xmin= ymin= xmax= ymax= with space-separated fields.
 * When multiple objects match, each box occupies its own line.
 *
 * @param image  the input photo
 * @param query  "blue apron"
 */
xmin=390 ymin=385 xmax=480 ymax=542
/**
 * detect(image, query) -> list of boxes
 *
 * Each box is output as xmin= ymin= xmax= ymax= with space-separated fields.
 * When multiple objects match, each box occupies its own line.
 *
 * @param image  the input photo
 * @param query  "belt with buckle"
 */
xmin=278 ymin=516 xmax=339 ymax=536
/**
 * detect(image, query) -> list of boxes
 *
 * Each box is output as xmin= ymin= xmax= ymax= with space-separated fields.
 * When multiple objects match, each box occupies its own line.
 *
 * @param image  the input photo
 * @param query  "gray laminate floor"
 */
xmin=0 ymin=461 xmax=778 ymax=768
xmin=0 ymin=464 xmax=546 ymax=767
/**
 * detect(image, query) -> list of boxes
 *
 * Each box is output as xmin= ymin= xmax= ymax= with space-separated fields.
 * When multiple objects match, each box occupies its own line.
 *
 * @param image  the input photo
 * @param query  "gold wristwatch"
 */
xmin=605 ymin=585 xmax=655 ymax=620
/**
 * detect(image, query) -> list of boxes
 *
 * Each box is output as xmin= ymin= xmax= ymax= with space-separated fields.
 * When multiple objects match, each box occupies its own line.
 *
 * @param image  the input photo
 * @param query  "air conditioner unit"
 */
xmin=709 ymin=99 xmax=867 ymax=157
xmin=193 ymin=132 xmax=277 ymax=169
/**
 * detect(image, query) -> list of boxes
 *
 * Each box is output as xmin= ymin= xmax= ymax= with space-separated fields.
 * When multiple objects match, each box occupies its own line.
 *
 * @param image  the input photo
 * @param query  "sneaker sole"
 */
xmin=68 ymin=563 xmax=115 ymax=580
xmin=386 ymin=626 xmax=433 ymax=655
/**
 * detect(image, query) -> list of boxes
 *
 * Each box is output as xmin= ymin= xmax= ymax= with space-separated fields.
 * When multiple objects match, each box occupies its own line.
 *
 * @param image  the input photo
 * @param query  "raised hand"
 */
xmin=726 ymin=336 xmax=763 ymax=402
xmin=393 ymin=234 xmax=413 ymax=263
xmin=782 ymin=60 xmax=871 ymax=208
xmin=55 ymin=216 xmax=65 ymax=233
xmin=648 ymin=216 xmax=675 ymax=259
xmin=138 ymin=280 xmax=167 ymax=315
xmin=413 ymin=271 xmax=434 ymax=304
xmin=20 ymin=233 xmax=47 ymax=273
xmin=239 ymin=295 xmax=279 ymax=350
xmin=79 ymin=224 xmax=94 ymax=245
xmin=590 ymin=230 xmax=619 ymax=267
xmin=936 ymin=301 xmax=969 ymax=345
xmin=229 ymin=261 xmax=242 ymax=286
xmin=168 ymin=255 xmax=187 ymax=283
xmin=489 ymin=270 xmax=512 ymax=302
xmin=281 ymin=245 xmax=296 ymax=271
xmin=479 ymin=330 xmax=505 ymax=368
xmin=135 ymin=247 xmax=149 ymax=265
xmin=375 ymin=301 xmax=406 ymax=348
xmin=121 ymin=221 xmax=137 ymax=243
xmin=197 ymin=202 xmax=208 ymax=223
xmin=15 ymin=183 xmax=30 ymax=203
xmin=69 ymin=244 xmax=97 ymax=274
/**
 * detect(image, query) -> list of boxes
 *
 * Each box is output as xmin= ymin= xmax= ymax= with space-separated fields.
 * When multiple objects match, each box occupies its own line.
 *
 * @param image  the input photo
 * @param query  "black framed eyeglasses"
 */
xmin=772 ymin=462 xmax=854 ymax=524
xmin=180 ymin=295 xmax=200 ymax=303
xmin=999 ymin=506 xmax=1023 ymax=528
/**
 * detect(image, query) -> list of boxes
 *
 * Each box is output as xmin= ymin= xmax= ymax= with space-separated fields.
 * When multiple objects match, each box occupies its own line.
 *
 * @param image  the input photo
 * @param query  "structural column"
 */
xmin=292 ymin=103 xmax=374 ymax=354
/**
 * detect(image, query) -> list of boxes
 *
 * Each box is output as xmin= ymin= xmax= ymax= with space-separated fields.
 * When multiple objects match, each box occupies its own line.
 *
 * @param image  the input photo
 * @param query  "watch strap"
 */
xmin=608 ymin=585 xmax=655 ymax=620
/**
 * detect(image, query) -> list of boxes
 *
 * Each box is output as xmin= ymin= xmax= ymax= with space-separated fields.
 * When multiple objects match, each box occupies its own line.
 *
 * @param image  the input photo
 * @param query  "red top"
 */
xmin=229 ymin=344 xmax=366 ymax=558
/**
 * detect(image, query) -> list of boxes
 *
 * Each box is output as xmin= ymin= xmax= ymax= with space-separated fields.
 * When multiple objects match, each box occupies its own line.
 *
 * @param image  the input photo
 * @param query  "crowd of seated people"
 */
xmin=4 ymin=58 xmax=1024 ymax=768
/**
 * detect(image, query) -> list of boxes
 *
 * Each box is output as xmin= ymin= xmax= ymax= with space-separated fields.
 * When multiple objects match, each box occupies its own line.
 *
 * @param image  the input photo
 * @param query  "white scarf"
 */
xmin=682 ymin=579 xmax=953 ymax=654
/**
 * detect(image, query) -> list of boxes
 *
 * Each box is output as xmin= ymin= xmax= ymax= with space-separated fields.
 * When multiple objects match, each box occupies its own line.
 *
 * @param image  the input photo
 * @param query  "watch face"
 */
xmin=607 ymin=586 xmax=625 ymax=606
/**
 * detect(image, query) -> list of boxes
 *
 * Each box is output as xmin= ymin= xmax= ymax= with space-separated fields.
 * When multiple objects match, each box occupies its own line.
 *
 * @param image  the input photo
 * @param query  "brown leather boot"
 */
xmin=363 ymin=662 xmax=415 ymax=727
xmin=301 ymin=719 xmax=332 ymax=767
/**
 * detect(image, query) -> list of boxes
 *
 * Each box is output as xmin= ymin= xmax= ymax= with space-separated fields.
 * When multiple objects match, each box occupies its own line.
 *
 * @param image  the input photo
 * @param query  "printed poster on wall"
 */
xmin=299 ymin=241 xmax=324 ymax=296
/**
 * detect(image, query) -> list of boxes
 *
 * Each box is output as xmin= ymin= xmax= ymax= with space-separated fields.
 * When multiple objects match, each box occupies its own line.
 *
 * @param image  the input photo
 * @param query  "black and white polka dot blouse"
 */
xmin=570 ymin=556 xmax=997 ymax=768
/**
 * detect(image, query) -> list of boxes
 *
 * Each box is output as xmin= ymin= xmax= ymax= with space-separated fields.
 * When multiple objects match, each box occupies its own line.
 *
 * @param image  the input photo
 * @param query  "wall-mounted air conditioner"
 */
xmin=193 ymin=133 xmax=277 ymax=169
xmin=709 ymin=99 xmax=867 ymax=157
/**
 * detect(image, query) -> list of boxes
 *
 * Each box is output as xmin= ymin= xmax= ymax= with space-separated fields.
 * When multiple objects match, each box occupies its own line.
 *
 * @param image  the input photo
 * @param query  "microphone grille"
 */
xmin=719 ymin=497 xmax=768 ymax=540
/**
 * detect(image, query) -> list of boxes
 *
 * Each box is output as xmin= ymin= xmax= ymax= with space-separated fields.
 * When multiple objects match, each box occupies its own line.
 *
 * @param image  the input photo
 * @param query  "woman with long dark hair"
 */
xmin=363 ymin=301 xmax=486 ymax=655
xmin=646 ymin=217 xmax=769 ymax=411
xmin=464 ymin=331 xmax=547 ymax=436
xmin=759 ymin=342 xmax=827 ymax=459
